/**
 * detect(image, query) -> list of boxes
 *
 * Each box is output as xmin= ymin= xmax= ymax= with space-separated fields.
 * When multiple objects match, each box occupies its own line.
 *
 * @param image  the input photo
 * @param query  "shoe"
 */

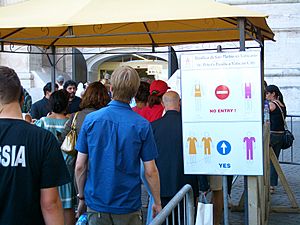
xmin=270 ymin=186 xmax=275 ymax=194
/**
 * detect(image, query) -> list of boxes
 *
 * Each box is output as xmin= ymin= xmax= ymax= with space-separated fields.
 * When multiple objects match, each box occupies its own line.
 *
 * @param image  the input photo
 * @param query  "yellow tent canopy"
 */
xmin=0 ymin=0 xmax=274 ymax=48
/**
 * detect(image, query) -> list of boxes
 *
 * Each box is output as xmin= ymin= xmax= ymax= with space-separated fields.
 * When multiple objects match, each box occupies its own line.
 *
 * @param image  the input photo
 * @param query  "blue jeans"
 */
xmin=270 ymin=133 xmax=284 ymax=186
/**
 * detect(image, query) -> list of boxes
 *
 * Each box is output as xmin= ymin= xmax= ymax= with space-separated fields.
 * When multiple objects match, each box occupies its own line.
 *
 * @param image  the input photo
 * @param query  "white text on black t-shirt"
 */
xmin=0 ymin=145 xmax=26 ymax=167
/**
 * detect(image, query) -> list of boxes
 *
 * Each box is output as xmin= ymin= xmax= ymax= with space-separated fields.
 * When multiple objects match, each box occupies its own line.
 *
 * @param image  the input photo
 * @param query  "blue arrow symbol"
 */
xmin=221 ymin=142 xmax=227 ymax=154
xmin=217 ymin=140 xmax=231 ymax=155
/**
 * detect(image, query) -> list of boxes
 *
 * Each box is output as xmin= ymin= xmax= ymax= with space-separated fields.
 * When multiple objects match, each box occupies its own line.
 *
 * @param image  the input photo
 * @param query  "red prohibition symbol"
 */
xmin=215 ymin=85 xmax=230 ymax=100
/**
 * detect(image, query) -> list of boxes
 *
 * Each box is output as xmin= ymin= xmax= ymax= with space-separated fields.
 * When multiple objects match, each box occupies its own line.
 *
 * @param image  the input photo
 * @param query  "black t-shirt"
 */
xmin=270 ymin=105 xmax=286 ymax=131
xmin=67 ymin=96 xmax=81 ymax=114
xmin=30 ymin=97 xmax=51 ymax=120
xmin=0 ymin=119 xmax=71 ymax=225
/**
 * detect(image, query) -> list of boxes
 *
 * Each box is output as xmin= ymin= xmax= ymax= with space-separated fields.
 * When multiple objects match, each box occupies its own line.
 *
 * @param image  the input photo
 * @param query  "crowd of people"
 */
xmin=0 ymin=65 xmax=288 ymax=225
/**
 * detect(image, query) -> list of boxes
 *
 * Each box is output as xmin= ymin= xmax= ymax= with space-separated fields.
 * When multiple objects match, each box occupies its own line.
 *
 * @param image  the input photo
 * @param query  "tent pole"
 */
xmin=217 ymin=44 xmax=230 ymax=225
xmin=51 ymin=46 xmax=56 ymax=92
xmin=238 ymin=17 xmax=246 ymax=51
xmin=216 ymin=44 xmax=230 ymax=225
xmin=238 ymin=17 xmax=249 ymax=225
xmin=168 ymin=46 xmax=171 ymax=79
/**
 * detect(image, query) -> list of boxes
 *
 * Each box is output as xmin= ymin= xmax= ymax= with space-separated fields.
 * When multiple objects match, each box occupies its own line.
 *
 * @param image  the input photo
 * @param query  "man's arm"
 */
xmin=144 ymin=160 xmax=162 ymax=217
xmin=40 ymin=187 xmax=64 ymax=225
xmin=75 ymin=152 xmax=88 ymax=217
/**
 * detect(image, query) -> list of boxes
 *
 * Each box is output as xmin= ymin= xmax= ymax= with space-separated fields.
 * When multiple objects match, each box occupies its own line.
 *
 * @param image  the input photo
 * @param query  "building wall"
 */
xmin=217 ymin=0 xmax=300 ymax=115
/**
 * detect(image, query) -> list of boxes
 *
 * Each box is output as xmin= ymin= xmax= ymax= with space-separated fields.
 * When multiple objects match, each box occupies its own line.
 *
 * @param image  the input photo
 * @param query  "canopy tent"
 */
xmin=0 ymin=0 xmax=274 ymax=48
xmin=0 ymin=2 xmax=274 ymax=225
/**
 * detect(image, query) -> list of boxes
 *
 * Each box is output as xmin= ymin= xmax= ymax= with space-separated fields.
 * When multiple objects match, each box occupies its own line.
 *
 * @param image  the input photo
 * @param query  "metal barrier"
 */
xmin=149 ymin=184 xmax=195 ymax=225
xmin=279 ymin=115 xmax=300 ymax=165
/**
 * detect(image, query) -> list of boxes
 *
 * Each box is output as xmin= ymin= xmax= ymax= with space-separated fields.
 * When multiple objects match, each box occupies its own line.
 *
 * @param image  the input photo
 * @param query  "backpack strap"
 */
xmin=272 ymin=100 xmax=288 ymax=130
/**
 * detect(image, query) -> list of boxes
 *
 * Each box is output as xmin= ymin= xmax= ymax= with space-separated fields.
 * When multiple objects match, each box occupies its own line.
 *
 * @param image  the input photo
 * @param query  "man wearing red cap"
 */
xmin=139 ymin=80 xmax=170 ymax=122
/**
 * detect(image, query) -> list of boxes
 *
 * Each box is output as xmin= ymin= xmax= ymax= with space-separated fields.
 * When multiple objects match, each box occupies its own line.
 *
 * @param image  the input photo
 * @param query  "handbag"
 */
xmin=61 ymin=112 xmax=78 ymax=156
xmin=195 ymin=192 xmax=213 ymax=225
xmin=272 ymin=101 xmax=294 ymax=150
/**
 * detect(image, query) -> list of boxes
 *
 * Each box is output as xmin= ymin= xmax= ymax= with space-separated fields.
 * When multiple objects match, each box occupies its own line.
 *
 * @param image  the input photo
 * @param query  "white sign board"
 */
xmin=181 ymin=50 xmax=263 ymax=175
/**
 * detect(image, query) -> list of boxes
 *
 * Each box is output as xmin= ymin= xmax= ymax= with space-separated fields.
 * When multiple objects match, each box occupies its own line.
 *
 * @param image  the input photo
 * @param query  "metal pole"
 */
xmin=244 ymin=177 xmax=249 ymax=225
xmin=72 ymin=47 xmax=76 ymax=80
xmin=51 ymin=46 xmax=56 ymax=92
xmin=217 ymin=45 xmax=230 ymax=225
xmin=238 ymin=17 xmax=249 ymax=225
xmin=149 ymin=185 xmax=194 ymax=225
xmin=186 ymin=189 xmax=194 ymax=225
xmin=290 ymin=116 xmax=294 ymax=162
xmin=238 ymin=17 xmax=246 ymax=51
xmin=223 ymin=176 xmax=229 ymax=225
xmin=168 ymin=46 xmax=172 ymax=79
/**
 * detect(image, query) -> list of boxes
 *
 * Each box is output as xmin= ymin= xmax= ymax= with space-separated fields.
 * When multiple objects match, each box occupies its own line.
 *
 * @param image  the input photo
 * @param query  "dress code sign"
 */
xmin=181 ymin=51 xmax=263 ymax=176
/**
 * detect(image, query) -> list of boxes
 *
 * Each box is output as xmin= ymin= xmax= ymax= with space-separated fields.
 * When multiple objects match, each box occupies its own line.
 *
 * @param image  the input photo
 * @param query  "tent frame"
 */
xmin=0 ymin=16 xmax=268 ymax=225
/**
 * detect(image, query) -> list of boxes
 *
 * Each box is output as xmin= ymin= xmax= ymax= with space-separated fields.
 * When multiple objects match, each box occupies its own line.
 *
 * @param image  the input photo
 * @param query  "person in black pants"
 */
xmin=151 ymin=91 xmax=198 ymax=225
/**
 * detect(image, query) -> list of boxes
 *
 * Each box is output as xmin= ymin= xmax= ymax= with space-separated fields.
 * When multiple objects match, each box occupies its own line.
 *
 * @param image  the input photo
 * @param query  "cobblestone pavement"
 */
xmin=229 ymin=121 xmax=300 ymax=225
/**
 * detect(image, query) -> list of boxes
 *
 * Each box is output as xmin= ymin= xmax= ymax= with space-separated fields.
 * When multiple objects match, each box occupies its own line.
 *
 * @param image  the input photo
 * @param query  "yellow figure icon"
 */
xmin=187 ymin=137 xmax=197 ymax=154
xmin=194 ymin=84 xmax=201 ymax=97
xmin=202 ymin=137 xmax=212 ymax=155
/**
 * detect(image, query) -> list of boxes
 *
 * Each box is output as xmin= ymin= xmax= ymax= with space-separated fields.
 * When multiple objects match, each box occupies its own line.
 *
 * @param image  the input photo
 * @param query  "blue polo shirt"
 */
xmin=76 ymin=100 xmax=158 ymax=214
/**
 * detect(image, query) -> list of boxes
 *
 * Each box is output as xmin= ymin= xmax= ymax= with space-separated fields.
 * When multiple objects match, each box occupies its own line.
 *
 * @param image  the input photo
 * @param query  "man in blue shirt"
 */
xmin=75 ymin=66 xmax=162 ymax=225
xmin=30 ymin=82 xmax=58 ymax=119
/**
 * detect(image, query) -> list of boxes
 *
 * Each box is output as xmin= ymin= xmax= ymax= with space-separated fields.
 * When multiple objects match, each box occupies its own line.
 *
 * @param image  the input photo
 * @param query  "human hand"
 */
xmin=152 ymin=202 xmax=162 ymax=218
xmin=76 ymin=200 xmax=87 ymax=218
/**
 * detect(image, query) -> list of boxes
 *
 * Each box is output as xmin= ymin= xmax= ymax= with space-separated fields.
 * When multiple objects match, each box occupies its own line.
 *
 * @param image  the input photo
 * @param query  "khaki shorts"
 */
xmin=87 ymin=207 xmax=142 ymax=225
xmin=209 ymin=176 xmax=222 ymax=191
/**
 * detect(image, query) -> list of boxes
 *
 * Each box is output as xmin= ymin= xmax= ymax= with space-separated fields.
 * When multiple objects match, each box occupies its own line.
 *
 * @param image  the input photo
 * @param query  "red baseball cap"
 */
xmin=149 ymin=80 xmax=170 ymax=96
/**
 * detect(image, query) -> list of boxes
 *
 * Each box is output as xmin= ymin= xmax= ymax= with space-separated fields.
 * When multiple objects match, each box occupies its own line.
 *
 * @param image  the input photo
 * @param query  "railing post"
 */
xmin=149 ymin=184 xmax=194 ymax=225
xmin=186 ymin=188 xmax=194 ymax=225
xmin=290 ymin=116 xmax=294 ymax=162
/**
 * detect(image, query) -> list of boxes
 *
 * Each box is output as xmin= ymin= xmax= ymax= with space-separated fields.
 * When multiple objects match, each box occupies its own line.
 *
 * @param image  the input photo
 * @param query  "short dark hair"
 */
xmin=19 ymin=86 xmax=24 ymax=103
xmin=80 ymin=82 xmax=111 ymax=110
xmin=0 ymin=66 xmax=21 ymax=104
xmin=49 ymin=90 xmax=69 ymax=114
xmin=63 ymin=80 xmax=77 ymax=89
xmin=148 ymin=94 xmax=162 ymax=108
xmin=43 ymin=82 xmax=59 ymax=95
xmin=135 ymin=81 xmax=150 ymax=103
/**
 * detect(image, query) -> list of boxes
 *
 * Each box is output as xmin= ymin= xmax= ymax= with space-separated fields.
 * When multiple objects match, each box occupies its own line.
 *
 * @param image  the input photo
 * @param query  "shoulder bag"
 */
xmin=272 ymin=101 xmax=294 ymax=150
xmin=61 ymin=112 xmax=78 ymax=156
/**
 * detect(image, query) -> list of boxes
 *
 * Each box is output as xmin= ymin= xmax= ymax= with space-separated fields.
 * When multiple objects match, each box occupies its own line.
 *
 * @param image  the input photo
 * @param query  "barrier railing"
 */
xmin=280 ymin=115 xmax=300 ymax=165
xmin=149 ymin=184 xmax=195 ymax=225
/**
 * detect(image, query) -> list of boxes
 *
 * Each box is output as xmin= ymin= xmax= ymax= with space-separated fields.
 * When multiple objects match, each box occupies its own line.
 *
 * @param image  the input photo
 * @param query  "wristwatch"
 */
xmin=77 ymin=194 xmax=85 ymax=200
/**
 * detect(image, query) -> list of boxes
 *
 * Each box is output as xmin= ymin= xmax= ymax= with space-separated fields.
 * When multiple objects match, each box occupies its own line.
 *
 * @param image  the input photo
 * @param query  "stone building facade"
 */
xmin=217 ymin=0 xmax=300 ymax=114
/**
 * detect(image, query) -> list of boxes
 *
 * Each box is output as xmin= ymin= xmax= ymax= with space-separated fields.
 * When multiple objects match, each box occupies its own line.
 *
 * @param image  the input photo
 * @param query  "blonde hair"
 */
xmin=110 ymin=66 xmax=140 ymax=102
